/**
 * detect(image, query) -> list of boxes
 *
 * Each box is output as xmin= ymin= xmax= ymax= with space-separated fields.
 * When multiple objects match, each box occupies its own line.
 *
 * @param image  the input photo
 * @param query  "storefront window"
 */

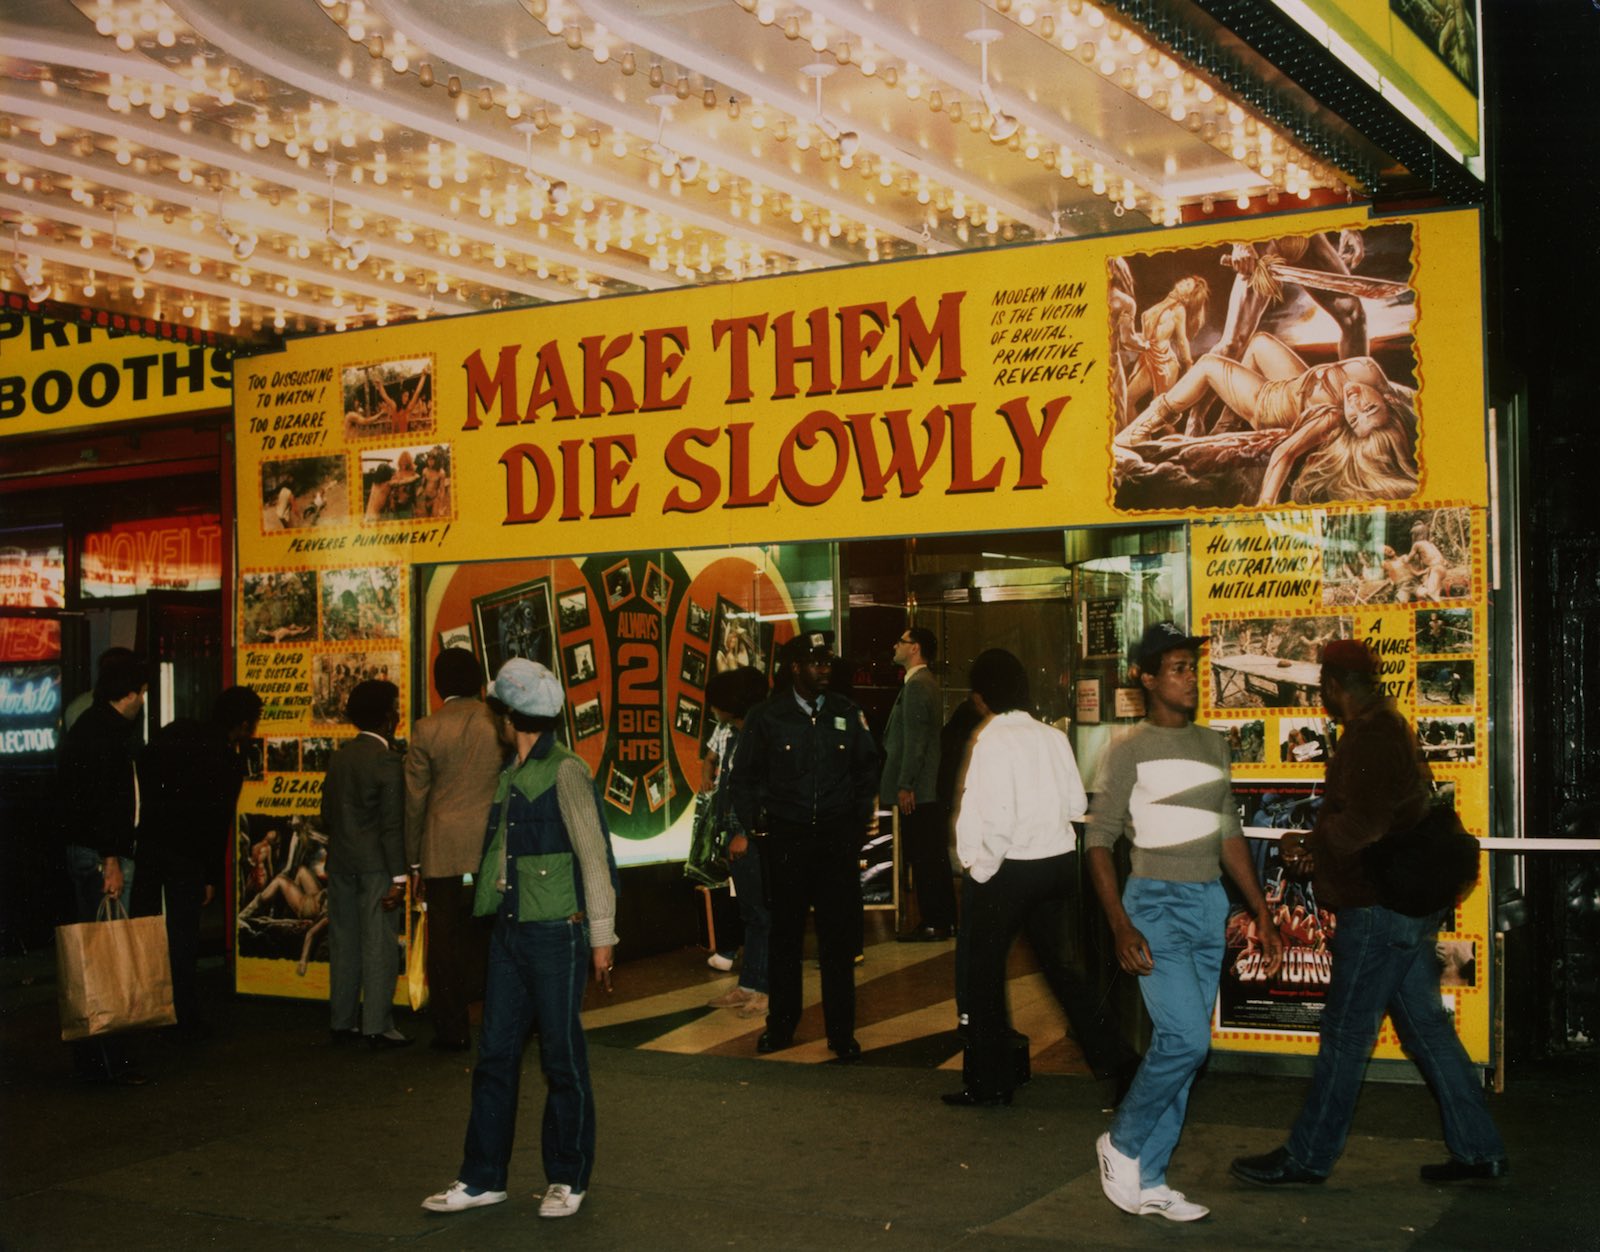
xmin=0 ymin=525 xmax=65 ymax=609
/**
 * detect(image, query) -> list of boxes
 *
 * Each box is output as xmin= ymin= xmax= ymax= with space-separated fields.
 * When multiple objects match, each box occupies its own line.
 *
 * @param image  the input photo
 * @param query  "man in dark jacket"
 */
xmin=321 ymin=679 xmax=409 ymax=1047
xmin=730 ymin=631 xmax=880 ymax=1061
xmin=132 ymin=686 xmax=261 ymax=1037
xmin=59 ymin=651 xmax=150 ymax=1083
xmin=1230 ymin=640 xmax=1507 ymax=1187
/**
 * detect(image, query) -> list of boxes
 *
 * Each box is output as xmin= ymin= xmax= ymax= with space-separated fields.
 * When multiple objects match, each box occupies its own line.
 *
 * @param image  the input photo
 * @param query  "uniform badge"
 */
xmin=834 ymin=716 xmax=847 ymax=731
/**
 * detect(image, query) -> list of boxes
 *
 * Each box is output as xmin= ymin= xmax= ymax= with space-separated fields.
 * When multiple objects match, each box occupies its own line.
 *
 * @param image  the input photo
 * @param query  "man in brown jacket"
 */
xmin=405 ymin=648 xmax=506 ymax=1050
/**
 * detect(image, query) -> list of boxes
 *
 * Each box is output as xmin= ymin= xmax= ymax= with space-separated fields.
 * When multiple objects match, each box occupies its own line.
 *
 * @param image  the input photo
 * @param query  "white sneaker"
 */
xmin=538 ymin=1183 xmax=586 ymax=1218
xmin=421 ymin=1181 xmax=508 ymax=1213
xmin=1138 ymin=1185 xmax=1209 ymax=1222
xmin=1096 ymin=1132 xmax=1141 ymax=1214
xmin=706 ymin=953 xmax=734 ymax=972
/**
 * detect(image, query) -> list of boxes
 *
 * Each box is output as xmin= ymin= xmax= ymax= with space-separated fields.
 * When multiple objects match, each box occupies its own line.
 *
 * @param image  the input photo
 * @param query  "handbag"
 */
xmin=1361 ymin=797 xmax=1481 ymax=918
xmin=406 ymin=900 xmax=429 ymax=1011
xmin=56 ymin=896 xmax=177 ymax=1041
xmin=683 ymin=792 xmax=731 ymax=887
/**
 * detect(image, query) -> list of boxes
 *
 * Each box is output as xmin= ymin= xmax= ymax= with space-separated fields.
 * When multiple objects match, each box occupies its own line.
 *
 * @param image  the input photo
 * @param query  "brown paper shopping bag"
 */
xmin=56 ymin=897 xmax=178 ymax=1041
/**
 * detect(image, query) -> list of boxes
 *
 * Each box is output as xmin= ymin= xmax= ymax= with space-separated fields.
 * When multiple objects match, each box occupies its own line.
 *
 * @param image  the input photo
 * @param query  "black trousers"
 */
xmin=130 ymin=853 xmax=206 ymax=1031
xmin=962 ymin=853 xmax=1133 ymax=1097
xmin=423 ymin=876 xmax=490 ymax=1047
xmin=901 ymin=801 xmax=956 ymax=932
xmin=761 ymin=822 xmax=860 ymax=1047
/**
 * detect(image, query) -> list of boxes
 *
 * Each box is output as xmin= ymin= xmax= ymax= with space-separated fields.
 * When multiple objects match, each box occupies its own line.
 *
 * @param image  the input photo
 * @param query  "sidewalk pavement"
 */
xmin=2 ymin=951 xmax=1593 ymax=1251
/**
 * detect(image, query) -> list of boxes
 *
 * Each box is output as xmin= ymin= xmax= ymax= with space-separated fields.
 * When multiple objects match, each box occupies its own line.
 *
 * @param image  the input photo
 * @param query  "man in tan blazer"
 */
xmin=405 ymin=648 xmax=506 ymax=1050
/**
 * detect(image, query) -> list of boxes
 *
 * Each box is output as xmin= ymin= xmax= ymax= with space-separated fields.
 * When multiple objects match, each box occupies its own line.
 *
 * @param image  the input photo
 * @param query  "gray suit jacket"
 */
xmin=322 ymin=733 xmax=405 ymax=878
xmin=404 ymin=695 xmax=506 ymax=877
xmin=880 ymin=666 xmax=941 ymax=804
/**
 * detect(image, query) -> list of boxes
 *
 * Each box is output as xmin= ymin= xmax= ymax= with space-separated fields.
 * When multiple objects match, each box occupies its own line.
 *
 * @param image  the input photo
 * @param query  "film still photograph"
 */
xmin=358 ymin=443 xmax=453 ymax=523
xmin=1278 ymin=716 xmax=1337 ymax=763
xmin=1418 ymin=716 xmax=1476 ymax=763
xmin=685 ymin=599 xmax=712 ymax=641
xmin=604 ymin=763 xmax=637 ymax=814
xmin=300 ymin=736 xmax=333 ymax=772
xmin=679 ymin=643 xmax=708 ymax=689
xmin=310 ymin=650 xmax=401 ymax=724
xmin=240 ymin=570 xmax=317 ymax=645
xmin=1323 ymin=507 xmax=1472 ymax=606
xmin=642 ymin=562 xmax=672 ymax=613
xmin=558 ymin=587 xmax=592 ymax=633
xmin=603 ymin=559 xmax=635 ymax=610
xmin=1209 ymin=717 xmax=1266 ymax=764
xmin=342 ymin=356 xmax=435 ymax=440
xmin=236 ymin=813 xmax=330 ymax=974
xmin=674 ymin=694 xmax=702 ymax=739
xmin=260 ymin=454 xmax=348 ymax=533
xmin=572 ymin=696 xmax=604 ymax=741
xmin=1209 ymin=615 xmax=1352 ymax=708
xmin=712 ymin=595 xmax=770 ymax=675
xmin=643 ymin=762 xmax=675 ymax=813
xmin=473 ymin=578 xmax=556 ymax=683
xmin=264 ymin=737 xmax=300 ymax=773
xmin=1437 ymin=938 xmax=1478 ymax=989
xmin=320 ymin=566 xmax=401 ymax=641
xmin=1418 ymin=659 xmax=1474 ymax=706
xmin=1109 ymin=222 xmax=1421 ymax=512
xmin=563 ymin=640 xmax=597 ymax=686
xmin=1416 ymin=607 xmax=1474 ymax=655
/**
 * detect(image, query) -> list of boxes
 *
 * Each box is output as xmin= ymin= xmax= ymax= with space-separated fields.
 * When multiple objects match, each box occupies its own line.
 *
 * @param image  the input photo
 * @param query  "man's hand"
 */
xmin=727 ymin=833 xmax=749 ymax=862
xmin=1257 ymin=911 xmax=1286 ymax=978
xmin=410 ymin=870 xmax=426 ymax=903
xmin=897 ymin=787 xmax=916 ymax=815
xmin=101 ymin=858 xmax=124 ymax=899
xmin=380 ymin=883 xmax=405 ymax=912
xmin=202 ymin=884 xmax=216 ymax=908
xmin=1112 ymin=922 xmax=1154 ymax=975
xmin=592 ymin=944 xmax=615 ymax=993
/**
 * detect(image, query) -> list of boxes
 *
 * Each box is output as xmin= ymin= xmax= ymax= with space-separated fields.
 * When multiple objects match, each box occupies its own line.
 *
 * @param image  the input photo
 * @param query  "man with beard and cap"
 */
xmin=423 ymin=658 xmax=617 ymax=1221
xmin=730 ymin=631 xmax=880 ymax=1061
xmin=1230 ymin=639 xmax=1506 ymax=1189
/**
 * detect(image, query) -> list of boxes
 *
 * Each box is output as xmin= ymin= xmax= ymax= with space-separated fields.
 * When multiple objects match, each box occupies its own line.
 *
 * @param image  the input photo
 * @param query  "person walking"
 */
xmin=1230 ymin=639 xmax=1506 ymax=1188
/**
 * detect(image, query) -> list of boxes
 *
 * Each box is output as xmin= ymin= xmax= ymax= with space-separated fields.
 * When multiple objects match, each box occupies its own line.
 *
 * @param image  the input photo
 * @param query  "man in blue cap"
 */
xmin=731 ymin=631 xmax=880 ymax=1061
xmin=423 ymin=658 xmax=617 ymax=1221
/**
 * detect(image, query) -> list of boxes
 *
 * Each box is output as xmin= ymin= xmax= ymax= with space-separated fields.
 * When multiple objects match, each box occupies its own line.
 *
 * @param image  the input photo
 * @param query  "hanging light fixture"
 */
xmin=213 ymin=195 xmax=256 ymax=261
xmin=324 ymin=162 xmax=370 ymax=266
xmin=800 ymin=62 xmax=860 ymax=162
xmin=966 ymin=26 xmax=1019 ymax=144
xmin=9 ymin=229 xmax=52 ymax=303
xmin=109 ymin=208 xmax=156 ymax=273
xmin=646 ymin=96 xmax=700 ymax=182
xmin=515 ymin=122 xmax=571 ymax=207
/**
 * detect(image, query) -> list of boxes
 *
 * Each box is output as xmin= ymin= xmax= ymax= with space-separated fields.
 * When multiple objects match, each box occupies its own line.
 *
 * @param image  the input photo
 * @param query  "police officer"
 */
xmin=730 ymin=631 xmax=880 ymax=1061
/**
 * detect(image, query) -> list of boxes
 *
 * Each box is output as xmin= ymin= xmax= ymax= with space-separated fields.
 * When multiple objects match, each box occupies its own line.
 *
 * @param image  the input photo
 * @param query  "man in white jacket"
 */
xmin=945 ymin=648 xmax=1137 ymax=1108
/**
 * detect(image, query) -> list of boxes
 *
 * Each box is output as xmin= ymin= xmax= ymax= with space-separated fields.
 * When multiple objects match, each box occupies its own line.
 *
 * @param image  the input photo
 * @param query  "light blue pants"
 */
xmin=1108 ymin=877 xmax=1227 ymax=1189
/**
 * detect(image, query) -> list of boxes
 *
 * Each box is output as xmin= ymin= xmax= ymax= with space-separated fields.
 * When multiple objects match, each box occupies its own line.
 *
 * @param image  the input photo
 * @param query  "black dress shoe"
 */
xmin=365 ymin=1032 xmax=415 ymax=1050
xmin=1420 ymin=1157 xmax=1510 ymax=1183
xmin=756 ymin=1031 xmax=794 ymax=1055
xmin=829 ymin=1038 xmax=862 ymax=1063
xmin=941 ymin=1088 xmax=1012 ymax=1107
xmin=1230 ymin=1147 xmax=1326 ymax=1186
xmin=329 ymin=1028 xmax=362 ymax=1047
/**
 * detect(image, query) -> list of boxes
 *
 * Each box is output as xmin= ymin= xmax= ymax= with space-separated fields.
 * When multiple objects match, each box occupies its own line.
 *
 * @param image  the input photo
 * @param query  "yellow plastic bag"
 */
xmin=406 ymin=900 xmax=428 ymax=1011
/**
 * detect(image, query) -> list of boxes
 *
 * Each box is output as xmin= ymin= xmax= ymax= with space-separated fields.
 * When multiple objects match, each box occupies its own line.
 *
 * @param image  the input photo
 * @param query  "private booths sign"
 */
xmin=231 ymin=205 xmax=1495 ymax=1060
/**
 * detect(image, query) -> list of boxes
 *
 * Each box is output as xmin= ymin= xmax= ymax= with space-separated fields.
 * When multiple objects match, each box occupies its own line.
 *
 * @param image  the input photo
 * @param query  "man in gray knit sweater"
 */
xmin=1086 ymin=623 xmax=1282 ymax=1223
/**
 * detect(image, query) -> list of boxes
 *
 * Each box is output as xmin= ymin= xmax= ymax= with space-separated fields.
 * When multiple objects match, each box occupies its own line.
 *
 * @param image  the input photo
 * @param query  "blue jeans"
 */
xmin=460 ymin=918 xmax=595 ymax=1193
xmin=729 ymin=846 xmax=770 ymax=995
xmin=1109 ymin=878 xmax=1227 ymax=1189
xmin=1286 ymin=905 xmax=1505 ymax=1174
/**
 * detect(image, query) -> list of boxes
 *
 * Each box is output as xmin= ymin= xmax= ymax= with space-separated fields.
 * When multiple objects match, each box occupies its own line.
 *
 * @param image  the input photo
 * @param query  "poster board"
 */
xmin=231 ymin=203 xmax=1492 ymax=1046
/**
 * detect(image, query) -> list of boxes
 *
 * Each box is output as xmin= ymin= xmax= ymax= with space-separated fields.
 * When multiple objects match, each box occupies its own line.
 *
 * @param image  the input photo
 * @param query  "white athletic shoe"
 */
xmin=538 ymin=1183 xmax=586 ymax=1218
xmin=1138 ymin=1185 xmax=1209 ymax=1222
xmin=706 ymin=953 xmax=735 ymax=972
xmin=421 ymin=1181 xmax=508 ymax=1213
xmin=1096 ymin=1132 xmax=1141 ymax=1214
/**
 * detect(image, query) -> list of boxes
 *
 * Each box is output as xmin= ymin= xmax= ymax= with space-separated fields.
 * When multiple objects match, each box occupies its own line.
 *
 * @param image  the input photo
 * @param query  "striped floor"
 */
xmin=584 ymin=913 xmax=1099 ymax=1078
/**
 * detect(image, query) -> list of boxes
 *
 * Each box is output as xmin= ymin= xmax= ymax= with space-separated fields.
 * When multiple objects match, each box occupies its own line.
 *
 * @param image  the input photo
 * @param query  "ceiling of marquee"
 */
xmin=1 ymin=0 xmax=1374 ymax=339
